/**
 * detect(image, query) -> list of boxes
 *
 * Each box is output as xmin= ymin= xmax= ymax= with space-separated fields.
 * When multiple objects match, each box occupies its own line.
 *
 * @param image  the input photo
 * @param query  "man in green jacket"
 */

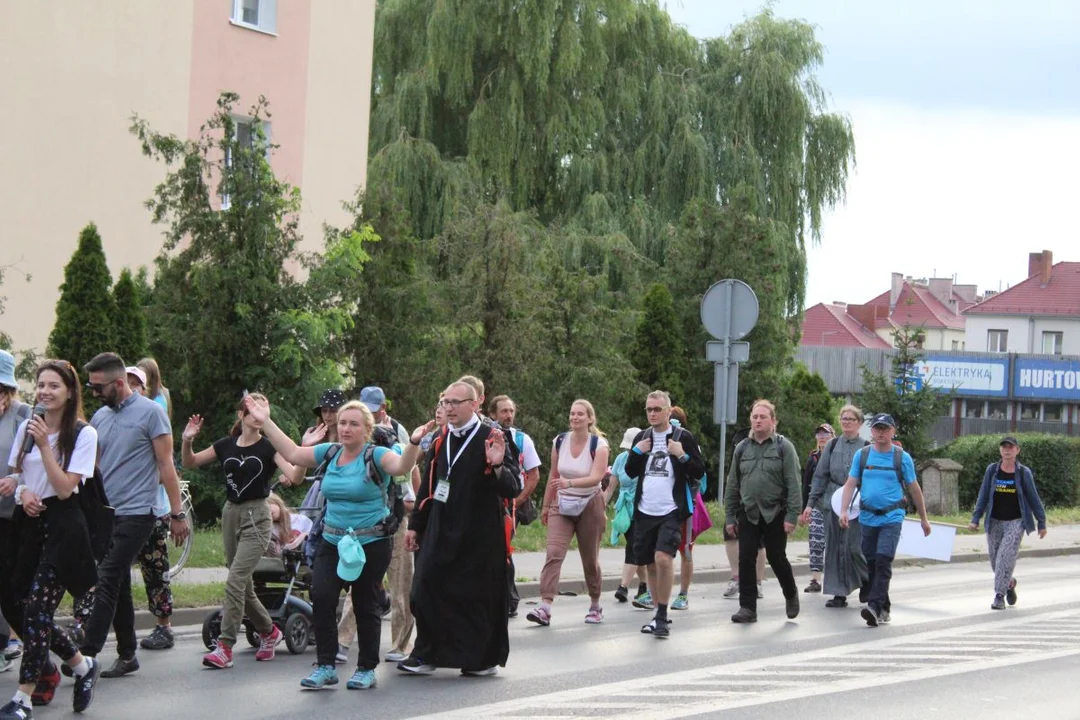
xmin=725 ymin=399 xmax=802 ymax=623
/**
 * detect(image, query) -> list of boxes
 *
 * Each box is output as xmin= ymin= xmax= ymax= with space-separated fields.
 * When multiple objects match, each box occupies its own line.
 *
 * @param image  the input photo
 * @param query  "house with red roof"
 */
xmin=963 ymin=250 xmax=1080 ymax=355
xmin=801 ymin=273 xmax=978 ymax=350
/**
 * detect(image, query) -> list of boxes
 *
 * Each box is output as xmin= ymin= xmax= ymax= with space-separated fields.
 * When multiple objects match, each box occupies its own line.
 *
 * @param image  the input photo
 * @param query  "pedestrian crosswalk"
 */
xmin=414 ymin=609 xmax=1080 ymax=719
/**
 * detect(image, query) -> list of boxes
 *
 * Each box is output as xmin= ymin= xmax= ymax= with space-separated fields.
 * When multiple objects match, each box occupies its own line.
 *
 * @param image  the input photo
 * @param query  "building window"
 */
xmin=986 ymin=401 xmax=1009 ymax=420
xmin=987 ymin=329 xmax=1008 ymax=353
xmin=1042 ymin=331 xmax=1063 ymax=355
xmin=1018 ymin=402 xmax=1040 ymax=421
xmin=1044 ymin=404 xmax=1064 ymax=422
xmin=964 ymin=401 xmax=984 ymax=419
xmin=231 ymin=0 xmax=277 ymax=34
xmin=951 ymin=340 xmax=959 ymax=351
xmin=221 ymin=117 xmax=270 ymax=210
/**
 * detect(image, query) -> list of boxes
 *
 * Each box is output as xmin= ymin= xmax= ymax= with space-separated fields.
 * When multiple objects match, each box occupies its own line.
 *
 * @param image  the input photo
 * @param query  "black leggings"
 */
xmin=311 ymin=537 xmax=392 ymax=669
xmin=18 ymin=565 xmax=79 ymax=684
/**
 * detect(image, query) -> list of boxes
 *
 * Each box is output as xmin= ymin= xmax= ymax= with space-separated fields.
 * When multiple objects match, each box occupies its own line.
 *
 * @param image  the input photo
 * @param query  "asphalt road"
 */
xmin=17 ymin=555 xmax=1080 ymax=719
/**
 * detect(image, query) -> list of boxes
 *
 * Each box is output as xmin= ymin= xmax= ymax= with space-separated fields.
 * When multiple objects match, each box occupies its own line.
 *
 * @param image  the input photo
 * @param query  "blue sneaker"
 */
xmin=300 ymin=665 xmax=339 ymax=690
xmin=671 ymin=593 xmax=689 ymax=610
xmin=346 ymin=669 xmax=376 ymax=690
xmin=632 ymin=591 xmax=654 ymax=610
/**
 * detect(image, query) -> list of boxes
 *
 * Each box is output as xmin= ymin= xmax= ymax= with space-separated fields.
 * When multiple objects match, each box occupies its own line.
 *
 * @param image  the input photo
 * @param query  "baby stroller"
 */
xmin=201 ymin=492 xmax=321 ymax=654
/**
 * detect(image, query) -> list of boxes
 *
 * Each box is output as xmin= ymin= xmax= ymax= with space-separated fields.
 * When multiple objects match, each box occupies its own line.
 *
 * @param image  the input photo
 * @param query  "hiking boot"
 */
xmin=255 ymin=624 xmax=283 ymax=661
xmin=671 ymin=593 xmax=689 ymax=610
xmin=730 ymin=608 xmax=758 ymax=624
xmin=584 ymin=607 xmax=604 ymax=624
xmin=526 ymin=607 xmax=551 ymax=627
xmin=825 ymin=596 xmax=848 ymax=608
xmin=99 ymin=656 xmax=139 ymax=678
xmin=757 ymin=583 xmax=764 ymax=599
xmin=3 ymin=639 xmax=22 ymax=661
xmin=632 ymin=591 xmax=654 ymax=610
xmin=300 ymin=664 xmax=338 ymax=689
xmin=861 ymin=606 xmax=881 ymax=627
xmin=1006 ymin=578 xmax=1018 ymax=606
xmin=614 ymin=585 xmax=629 ymax=603
xmin=0 ymin=700 xmax=32 ymax=720
xmin=346 ymin=668 xmax=376 ymax=689
xmin=140 ymin=625 xmax=174 ymax=651
xmin=991 ymin=594 xmax=1006 ymax=610
xmin=72 ymin=657 xmax=100 ymax=713
xmin=804 ymin=579 xmax=822 ymax=593
xmin=202 ymin=642 xmax=233 ymax=669
xmin=722 ymin=579 xmax=739 ymax=599
xmin=396 ymin=657 xmax=435 ymax=675
xmin=785 ymin=594 xmax=800 ymax=619
xmin=461 ymin=666 xmax=498 ymax=676
xmin=30 ymin=665 xmax=60 ymax=706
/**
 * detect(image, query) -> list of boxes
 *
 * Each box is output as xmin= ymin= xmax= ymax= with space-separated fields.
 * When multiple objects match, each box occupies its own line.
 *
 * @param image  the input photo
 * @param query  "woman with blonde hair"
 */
xmin=801 ymin=404 xmax=869 ymax=608
xmin=137 ymin=358 xmax=171 ymax=419
xmin=529 ymin=399 xmax=610 ymax=627
xmin=266 ymin=493 xmax=312 ymax=557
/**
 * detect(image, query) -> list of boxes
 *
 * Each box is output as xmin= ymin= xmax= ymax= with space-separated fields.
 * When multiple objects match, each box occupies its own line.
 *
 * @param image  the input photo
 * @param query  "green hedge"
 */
xmin=938 ymin=433 xmax=1080 ymax=510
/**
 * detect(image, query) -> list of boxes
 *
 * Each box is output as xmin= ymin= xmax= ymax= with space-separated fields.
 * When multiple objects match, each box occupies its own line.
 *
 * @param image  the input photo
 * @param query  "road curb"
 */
xmin=73 ymin=543 xmax=1080 ymax=632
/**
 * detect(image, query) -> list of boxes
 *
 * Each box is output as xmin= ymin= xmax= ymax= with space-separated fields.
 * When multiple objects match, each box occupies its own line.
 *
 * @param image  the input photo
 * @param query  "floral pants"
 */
xmin=20 ymin=565 xmax=78 ymax=684
xmin=74 ymin=516 xmax=173 ymax=624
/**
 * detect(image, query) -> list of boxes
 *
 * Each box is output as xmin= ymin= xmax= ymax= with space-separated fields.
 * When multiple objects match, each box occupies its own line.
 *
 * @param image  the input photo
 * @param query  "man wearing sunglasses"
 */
xmin=79 ymin=353 xmax=188 ymax=678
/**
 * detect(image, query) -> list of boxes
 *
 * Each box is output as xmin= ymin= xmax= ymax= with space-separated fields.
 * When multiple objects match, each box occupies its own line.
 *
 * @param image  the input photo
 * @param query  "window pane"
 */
xmin=242 ymin=0 xmax=259 ymax=25
xmin=1044 ymin=404 xmax=1063 ymax=422
xmin=1019 ymin=402 xmax=1039 ymax=420
xmin=987 ymin=329 xmax=1008 ymax=353
xmin=1042 ymin=331 xmax=1063 ymax=355
xmin=986 ymin=401 xmax=1008 ymax=419
xmin=964 ymin=401 xmax=984 ymax=418
xmin=236 ymin=120 xmax=253 ymax=148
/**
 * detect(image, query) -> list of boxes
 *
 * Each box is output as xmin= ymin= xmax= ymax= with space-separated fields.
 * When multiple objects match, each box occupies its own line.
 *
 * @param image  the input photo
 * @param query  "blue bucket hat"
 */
xmin=360 ymin=386 xmax=386 ymax=413
xmin=336 ymin=532 xmax=367 ymax=582
xmin=0 ymin=350 xmax=16 ymax=389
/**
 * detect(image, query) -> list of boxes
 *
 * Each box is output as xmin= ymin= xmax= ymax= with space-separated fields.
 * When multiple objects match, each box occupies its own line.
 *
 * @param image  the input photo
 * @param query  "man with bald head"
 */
xmin=398 ymin=382 xmax=522 ymax=677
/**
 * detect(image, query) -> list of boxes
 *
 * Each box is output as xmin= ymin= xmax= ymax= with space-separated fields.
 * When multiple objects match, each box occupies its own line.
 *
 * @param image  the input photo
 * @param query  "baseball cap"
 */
xmin=870 ymin=413 xmax=897 ymax=429
xmin=125 ymin=366 xmax=147 ymax=387
xmin=620 ymin=427 xmax=641 ymax=450
xmin=336 ymin=533 xmax=367 ymax=582
xmin=814 ymin=423 xmax=834 ymax=436
xmin=312 ymin=388 xmax=347 ymax=417
xmin=359 ymin=386 xmax=386 ymax=412
xmin=0 ymin=350 xmax=17 ymax=388
xmin=1000 ymin=435 xmax=1020 ymax=447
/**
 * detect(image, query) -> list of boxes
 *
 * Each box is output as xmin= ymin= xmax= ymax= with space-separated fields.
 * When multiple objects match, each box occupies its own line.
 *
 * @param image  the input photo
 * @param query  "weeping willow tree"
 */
xmin=351 ymin=0 xmax=854 ymax=449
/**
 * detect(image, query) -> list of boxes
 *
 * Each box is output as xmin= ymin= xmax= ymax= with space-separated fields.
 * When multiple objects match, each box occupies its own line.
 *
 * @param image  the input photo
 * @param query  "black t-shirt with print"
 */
xmin=990 ymin=469 xmax=1022 ymax=521
xmin=212 ymin=436 xmax=278 ymax=503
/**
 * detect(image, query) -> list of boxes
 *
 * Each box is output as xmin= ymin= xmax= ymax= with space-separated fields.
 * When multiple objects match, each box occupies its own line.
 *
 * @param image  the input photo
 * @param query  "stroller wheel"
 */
xmin=201 ymin=609 xmax=223 ymax=650
xmin=285 ymin=612 xmax=311 ymax=654
xmin=245 ymin=622 xmax=261 ymax=648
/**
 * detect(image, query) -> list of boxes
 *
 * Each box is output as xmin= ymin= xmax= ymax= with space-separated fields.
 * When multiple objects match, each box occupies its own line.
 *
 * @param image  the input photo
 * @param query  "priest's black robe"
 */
xmin=409 ymin=420 xmax=522 ymax=670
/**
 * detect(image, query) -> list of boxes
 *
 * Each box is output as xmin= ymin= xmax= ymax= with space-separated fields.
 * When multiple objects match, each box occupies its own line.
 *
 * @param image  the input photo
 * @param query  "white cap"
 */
xmin=126 ymin=366 xmax=147 ymax=387
xmin=621 ymin=427 xmax=642 ymax=450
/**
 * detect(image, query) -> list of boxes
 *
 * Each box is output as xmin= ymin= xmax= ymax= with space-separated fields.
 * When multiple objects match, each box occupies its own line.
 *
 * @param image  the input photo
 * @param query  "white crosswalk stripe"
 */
xmin=412 ymin=609 xmax=1080 ymax=719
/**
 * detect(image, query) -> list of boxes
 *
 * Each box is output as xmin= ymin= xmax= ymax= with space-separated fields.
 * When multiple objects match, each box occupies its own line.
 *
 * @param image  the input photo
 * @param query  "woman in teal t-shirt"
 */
xmin=245 ymin=397 xmax=427 ymax=692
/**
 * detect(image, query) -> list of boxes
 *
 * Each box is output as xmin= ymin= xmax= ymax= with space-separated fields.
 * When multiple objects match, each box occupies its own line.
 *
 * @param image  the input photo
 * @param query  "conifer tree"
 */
xmin=47 ymin=222 xmax=116 ymax=370
xmin=629 ymin=283 xmax=686 ymax=402
xmin=112 ymin=268 xmax=148 ymax=365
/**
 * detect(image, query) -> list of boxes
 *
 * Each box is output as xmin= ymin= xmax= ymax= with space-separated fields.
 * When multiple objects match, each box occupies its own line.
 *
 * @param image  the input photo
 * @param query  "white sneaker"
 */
xmin=0 ymin=654 xmax=13 ymax=673
xmin=723 ymin=579 xmax=738 ymax=598
xmin=335 ymin=645 xmax=348 ymax=664
xmin=385 ymin=650 xmax=408 ymax=663
xmin=757 ymin=583 xmax=764 ymax=599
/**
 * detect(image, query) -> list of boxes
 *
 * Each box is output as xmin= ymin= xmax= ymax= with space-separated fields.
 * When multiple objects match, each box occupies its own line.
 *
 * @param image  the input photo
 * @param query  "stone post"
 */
xmin=918 ymin=459 xmax=963 ymax=515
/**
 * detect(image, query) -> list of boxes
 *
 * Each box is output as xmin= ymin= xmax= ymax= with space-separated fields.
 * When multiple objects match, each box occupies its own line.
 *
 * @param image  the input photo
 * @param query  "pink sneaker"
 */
xmin=584 ymin=607 xmax=604 ymax=624
xmin=255 ymin=625 xmax=283 ymax=661
xmin=202 ymin=641 xmax=233 ymax=669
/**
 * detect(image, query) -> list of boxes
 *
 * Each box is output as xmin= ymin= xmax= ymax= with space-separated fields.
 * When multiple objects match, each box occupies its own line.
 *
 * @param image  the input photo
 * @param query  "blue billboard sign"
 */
xmin=917 ymin=356 xmax=1010 ymax=397
xmin=1014 ymin=358 xmax=1080 ymax=400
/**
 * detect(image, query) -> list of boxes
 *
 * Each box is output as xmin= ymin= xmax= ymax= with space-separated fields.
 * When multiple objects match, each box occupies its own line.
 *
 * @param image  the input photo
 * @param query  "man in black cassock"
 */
xmin=398 ymin=381 xmax=522 ymax=676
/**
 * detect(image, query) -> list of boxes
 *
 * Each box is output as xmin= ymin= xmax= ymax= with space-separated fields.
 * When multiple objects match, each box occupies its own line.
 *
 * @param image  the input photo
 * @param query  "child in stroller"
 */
xmin=202 ymin=493 xmax=315 ymax=654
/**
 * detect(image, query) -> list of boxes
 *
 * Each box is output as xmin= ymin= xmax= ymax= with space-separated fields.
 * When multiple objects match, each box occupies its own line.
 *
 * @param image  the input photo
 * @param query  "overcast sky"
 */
xmin=663 ymin=0 xmax=1080 ymax=306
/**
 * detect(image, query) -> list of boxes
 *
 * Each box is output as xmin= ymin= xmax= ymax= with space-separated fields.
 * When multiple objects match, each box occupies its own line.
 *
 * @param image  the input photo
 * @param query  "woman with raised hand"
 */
xmin=530 ymin=400 xmax=610 ymax=627
xmin=181 ymin=393 xmax=298 ymax=670
xmin=0 ymin=360 xmax=102 ymax=717
xmin=242 ymin=395 xmax=426 ymax=692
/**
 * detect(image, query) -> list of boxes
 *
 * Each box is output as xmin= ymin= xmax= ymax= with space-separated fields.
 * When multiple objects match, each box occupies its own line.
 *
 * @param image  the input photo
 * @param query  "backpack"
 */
xmin=71 ymin=421 xmax=115 ymax=562
xmin=554 ymin=432 xmax=599 ymax=459
xmin=732 ymin=432 xmax=786 ymax=466
xmin=303 ymin=443 xmax=342 ymax=565
xmin=510 ymin=429 xmax=538 ymax=526
xmin=854 ymin=445 xmax=908 ymax=515
xmin=362 ymin=440 xmax=406 ymax=537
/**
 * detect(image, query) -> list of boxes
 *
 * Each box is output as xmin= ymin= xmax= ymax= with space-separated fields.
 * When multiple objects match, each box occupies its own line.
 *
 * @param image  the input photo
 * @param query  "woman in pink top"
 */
xmin=528 ymin=400 xmax=610 ymax=627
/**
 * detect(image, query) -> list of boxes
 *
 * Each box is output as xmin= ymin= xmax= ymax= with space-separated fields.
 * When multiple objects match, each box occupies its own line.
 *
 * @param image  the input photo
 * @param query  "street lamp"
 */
xmin=821 ymin=330 xmax=841 ymax=345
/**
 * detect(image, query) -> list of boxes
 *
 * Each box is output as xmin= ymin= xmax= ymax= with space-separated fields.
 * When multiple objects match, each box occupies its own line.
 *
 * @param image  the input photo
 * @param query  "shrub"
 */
xmin=939 ymin=433 xmax=1080 ymax=510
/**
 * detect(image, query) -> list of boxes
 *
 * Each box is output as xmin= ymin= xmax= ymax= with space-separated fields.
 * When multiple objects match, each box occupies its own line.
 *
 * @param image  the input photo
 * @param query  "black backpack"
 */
xmin=72 ymin=421 xmax=115 ymax=561
xmin=854 ymin=445 xmax=908 ymax=515
xmin=364 ymin=425 xmax=406 ymax=537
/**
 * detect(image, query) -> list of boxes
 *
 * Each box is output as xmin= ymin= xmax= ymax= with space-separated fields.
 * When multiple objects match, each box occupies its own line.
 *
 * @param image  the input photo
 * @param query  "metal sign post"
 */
xmin=700 ymin=279 xmax=759 ymax=510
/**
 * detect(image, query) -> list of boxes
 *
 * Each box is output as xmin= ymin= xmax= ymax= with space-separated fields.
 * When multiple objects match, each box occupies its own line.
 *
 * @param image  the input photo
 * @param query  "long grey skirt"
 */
xmin=822 ymin=507 xmax=868 ymax=597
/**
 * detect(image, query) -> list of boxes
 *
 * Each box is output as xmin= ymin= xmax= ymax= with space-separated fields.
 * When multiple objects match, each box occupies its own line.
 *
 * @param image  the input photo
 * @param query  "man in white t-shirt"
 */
xmin=489 ymin=395 xmax=542 ymax=617
xmin=625 ymin=390 xmax=705 ymax=639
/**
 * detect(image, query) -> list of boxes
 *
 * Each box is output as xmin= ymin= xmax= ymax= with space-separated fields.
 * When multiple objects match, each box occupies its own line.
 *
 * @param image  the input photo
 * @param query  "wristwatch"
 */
xmin=170 ymin=511 xmax=187 ymax=521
